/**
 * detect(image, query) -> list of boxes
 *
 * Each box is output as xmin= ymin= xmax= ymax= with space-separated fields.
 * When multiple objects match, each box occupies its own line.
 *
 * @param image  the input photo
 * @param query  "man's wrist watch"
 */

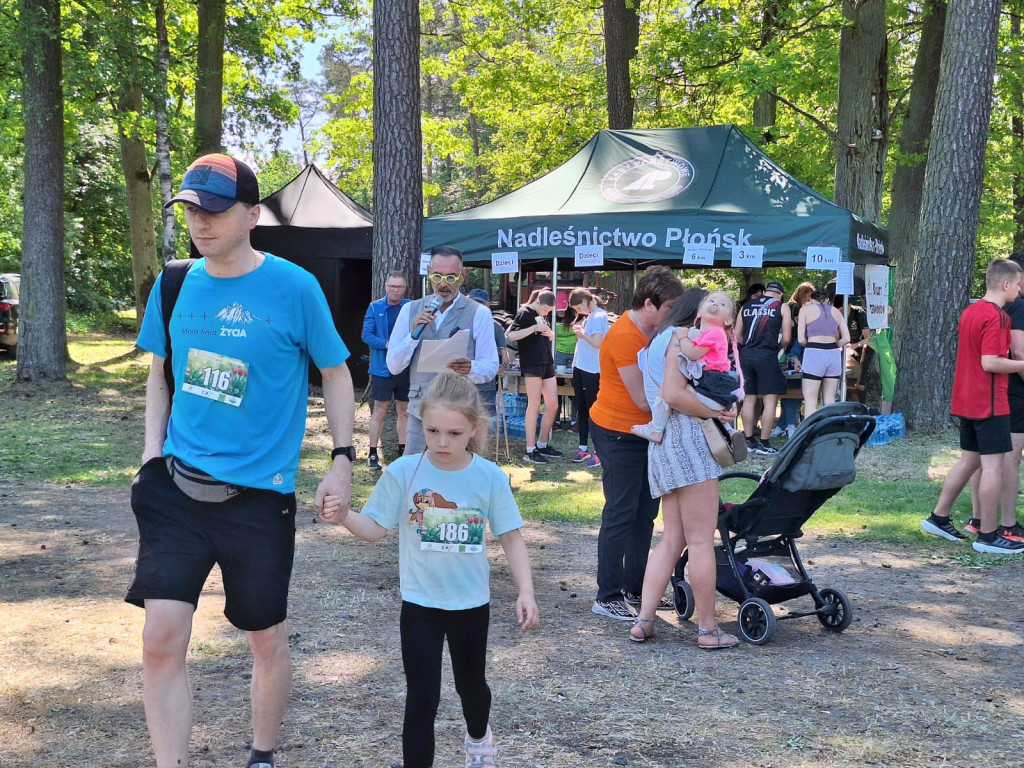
xmin=331 ymin=446 xmax=356 ymax=462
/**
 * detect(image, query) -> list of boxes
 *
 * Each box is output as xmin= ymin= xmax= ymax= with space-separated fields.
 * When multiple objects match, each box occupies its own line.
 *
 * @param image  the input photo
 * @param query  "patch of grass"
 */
xmin=0 ymin=333 xmax=150 ymax=485
xmin=0 ymin=326 xmax=992 ymax=549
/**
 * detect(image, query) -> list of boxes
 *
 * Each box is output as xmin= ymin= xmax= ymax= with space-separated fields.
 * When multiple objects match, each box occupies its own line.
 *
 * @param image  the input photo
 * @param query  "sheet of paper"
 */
xmin=417 ymin=329 xmax=470 ymax=373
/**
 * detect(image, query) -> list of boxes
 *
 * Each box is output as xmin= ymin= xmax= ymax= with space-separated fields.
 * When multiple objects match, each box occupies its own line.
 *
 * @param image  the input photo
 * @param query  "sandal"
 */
xmin=697 ymin=625 xmax=740 ymax=650
xmin=629 ymin=617 xmax=656 ymax=643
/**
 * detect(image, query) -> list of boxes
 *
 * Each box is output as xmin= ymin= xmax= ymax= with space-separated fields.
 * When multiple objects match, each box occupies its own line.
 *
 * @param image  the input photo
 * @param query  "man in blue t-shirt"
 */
xmin=362 ymin=271 xmax=411 ymax=470
xmin=126 ymin=153 xmax=356 ymax=768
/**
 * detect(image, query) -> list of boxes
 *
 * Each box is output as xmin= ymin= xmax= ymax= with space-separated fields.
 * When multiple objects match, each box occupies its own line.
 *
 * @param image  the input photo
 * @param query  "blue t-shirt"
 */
xmin=137 ymin=254 xmax=349 ymax=491
xmin=362 ymin=452 xmax=523 ymax=610
xmin=385 ymin=301 xmax=402 ymax=337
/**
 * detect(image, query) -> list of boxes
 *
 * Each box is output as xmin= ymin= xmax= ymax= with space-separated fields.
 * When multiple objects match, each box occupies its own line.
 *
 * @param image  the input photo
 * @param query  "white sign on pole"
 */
xmin=834 ymin=262 xmax=856 ymax=294
xmin=683 ymin=244 xmax=715 ymax=266
xmin=419 ymin=252 xmax=432 ymax=276
xmin=731 ymin=245 xmax=764 ymax=268
xmin=864 ymin=264 xmax=890 ymax=329
xmin=491 ymin=252 xmax=519 ymax=275
xmin=575 ymin=244 xmax=605 ymax=268
xmin=805 ymin=246 xmax=841 ymax=270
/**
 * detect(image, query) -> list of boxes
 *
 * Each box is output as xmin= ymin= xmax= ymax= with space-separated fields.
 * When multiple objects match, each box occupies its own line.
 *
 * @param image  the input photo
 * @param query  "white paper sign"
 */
xmin=731 ymin=244 xmax=764 ymax=268
xmin=416 ymin=329 xmax=470 ymax=373
xmin=575 ymin=244 xmax=604 ymax=268
xmin=864 ymin=265 xmax=890 ymax=329
xmin=834 ymin=262 xmax=856 ymax=295
xmin=419 ymin=252 xmax=432 ymax=276
xmin=806 ymin=246 xmax=841 ymax=270
xmin=491 ymin=251 xmax=519 ymax=275
xmin=683 ymin=244 xmax=715 ymax=266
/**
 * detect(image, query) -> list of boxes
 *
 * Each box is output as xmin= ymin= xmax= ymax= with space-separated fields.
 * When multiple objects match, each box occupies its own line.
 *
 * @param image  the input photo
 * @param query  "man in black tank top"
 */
xmin=734 ymin=281 xmax=792 ymax=455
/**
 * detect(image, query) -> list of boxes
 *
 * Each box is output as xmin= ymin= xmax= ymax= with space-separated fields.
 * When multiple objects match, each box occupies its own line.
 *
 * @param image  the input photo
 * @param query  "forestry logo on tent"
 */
xmin=599 ymin=152 xmax=695 ymax=204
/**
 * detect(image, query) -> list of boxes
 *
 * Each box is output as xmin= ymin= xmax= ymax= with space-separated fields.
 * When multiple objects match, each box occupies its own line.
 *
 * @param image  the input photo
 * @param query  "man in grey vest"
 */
xmin=386 ymin=245 xmax=500 ymax=454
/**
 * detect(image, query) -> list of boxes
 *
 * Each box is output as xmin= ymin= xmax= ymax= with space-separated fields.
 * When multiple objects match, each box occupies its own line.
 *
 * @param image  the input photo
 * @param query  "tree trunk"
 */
xmin=1012 ymin=14 xmax=1024 ymax=254
xmin=194 ymin=0 xmax=226 ymax=156
xmin=372 ymin=0 xmax=423 ymax=299
xmin=833 ymin=0 xmax=889 ymax=222
xmin=155 ymin=0 xmax=177 ymax=262
xmin=893 ymin=0 xmax=1002 ymax=431
xmin=889 ymin=0 xmax=945 ymax=392
xmin=19 ymin=0 xmax=67 ymax=380
xmin=603 ymin=0 xmax=640 ymax=130
xmin=753 ymin=0 xmax=782 ymax=136
xmin=118 ymin=83 xmax=161 ymax=331
xmin=607 ymin=270 xmax=635 ymax=315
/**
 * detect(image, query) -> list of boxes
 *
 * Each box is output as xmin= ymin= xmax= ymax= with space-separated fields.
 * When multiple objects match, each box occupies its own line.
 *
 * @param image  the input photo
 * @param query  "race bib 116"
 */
xmin=182 ymin=349 xmax=249 ymax=407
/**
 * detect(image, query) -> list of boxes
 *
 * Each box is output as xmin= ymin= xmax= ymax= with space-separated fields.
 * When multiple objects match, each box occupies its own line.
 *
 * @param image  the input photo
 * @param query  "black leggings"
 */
xmin=400 ymin=601 xmax=491 ymax=768
xmin=572 ymin=367 xmax=601 ymax=448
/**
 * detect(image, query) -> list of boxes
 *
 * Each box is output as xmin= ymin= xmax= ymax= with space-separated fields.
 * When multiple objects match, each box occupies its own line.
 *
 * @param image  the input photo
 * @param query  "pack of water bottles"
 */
xmin=865 ymin=412 xmax=906 ymax=446
xmin=501 ymin=393 xmax=528 ymax=439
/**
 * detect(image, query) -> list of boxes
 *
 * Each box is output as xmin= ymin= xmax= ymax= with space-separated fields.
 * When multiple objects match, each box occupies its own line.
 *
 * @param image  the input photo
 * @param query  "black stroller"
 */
xmin=672 ymin=402 xmax=875 ymax=645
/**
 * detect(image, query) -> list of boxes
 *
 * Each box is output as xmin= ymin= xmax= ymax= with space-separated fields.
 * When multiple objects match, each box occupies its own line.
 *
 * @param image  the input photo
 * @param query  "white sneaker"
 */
xmin=465 ymin=725 xmax=498 ymax=767
xmin=786 ymin=424 xmax=797 ymax=439
xmin=770 ymin=426 xmax=785 ymax=438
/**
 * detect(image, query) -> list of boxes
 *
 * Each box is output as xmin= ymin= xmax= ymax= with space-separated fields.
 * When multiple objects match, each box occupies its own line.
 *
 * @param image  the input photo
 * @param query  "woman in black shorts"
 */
xmin=507 ymin=290 xmax=561 ymax=464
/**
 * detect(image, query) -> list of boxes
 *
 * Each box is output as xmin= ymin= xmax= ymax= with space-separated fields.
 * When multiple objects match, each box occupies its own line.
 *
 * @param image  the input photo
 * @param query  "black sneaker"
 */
xmin=536 ymin=445 xmax=563 ymax=458
xmin=622 ymin=591 xmax=673 ymax=610
xmin=753 ymin=440 xmax=778 ymax=456
xmin=591 ymin=599 xmax=636 ymax=621
xmin=367 ymin=453 xmax=382 ymax=471
xmin=998 ymin=522 xmax=1024 ymax=542
xmin=972 ymin=533 xmax=1024 ymax=555
xmin=522 ymin=450 xmax=549 ymax=465
xmin=920 ymin=516 xmax=967 ymax=541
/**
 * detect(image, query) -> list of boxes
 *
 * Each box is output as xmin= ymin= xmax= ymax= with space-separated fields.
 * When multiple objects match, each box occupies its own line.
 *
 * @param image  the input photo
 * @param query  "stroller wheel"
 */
xmin=672 ymin=579 xmax=694 ymax=620
xmin=816 ymin=587 xmax=853 ymax=631
xmin=738 ymin=598 xmax=776 ymax=645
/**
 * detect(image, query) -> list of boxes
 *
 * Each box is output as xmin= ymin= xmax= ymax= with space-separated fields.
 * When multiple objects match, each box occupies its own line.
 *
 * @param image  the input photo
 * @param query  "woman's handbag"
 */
xmin=700 ymin=417 xmax=748 ymax=467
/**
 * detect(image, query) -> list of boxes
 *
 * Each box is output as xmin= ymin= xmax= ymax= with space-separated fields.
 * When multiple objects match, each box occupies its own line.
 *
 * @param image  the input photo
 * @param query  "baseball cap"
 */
xmin=764 ymin=281 xmax=785 ymax=295
xmin=468 ymin=288 xmax=490 ymax=305
xmin=166 ymin=153 xmax=260 ymax=213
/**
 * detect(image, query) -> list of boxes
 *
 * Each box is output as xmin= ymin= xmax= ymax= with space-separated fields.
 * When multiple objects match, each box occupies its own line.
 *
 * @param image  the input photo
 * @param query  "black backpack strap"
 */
xmin=160 ymin=258 xmax=196 ymax=401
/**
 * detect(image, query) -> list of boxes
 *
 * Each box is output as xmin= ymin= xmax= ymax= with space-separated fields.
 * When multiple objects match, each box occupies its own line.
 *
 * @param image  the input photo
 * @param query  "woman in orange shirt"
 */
xmin=589 ymin=267 xmax=684 ymax=622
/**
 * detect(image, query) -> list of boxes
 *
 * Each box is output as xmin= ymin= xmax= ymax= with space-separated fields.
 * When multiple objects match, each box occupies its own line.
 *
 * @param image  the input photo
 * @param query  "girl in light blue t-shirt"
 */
xmin=322 ymin=372 xmax=539 ymax=768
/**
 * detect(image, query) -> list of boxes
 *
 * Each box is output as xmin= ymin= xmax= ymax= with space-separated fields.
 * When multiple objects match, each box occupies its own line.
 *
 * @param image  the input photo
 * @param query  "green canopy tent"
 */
xmin=421 ymin=125 xmax=888 ymax=271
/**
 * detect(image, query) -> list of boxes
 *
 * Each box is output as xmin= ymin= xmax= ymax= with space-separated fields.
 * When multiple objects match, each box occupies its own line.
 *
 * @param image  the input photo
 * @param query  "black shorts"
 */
xmin=125 ymin=457 xmax=297 ymax=631
xmin=371 ymin=368 xmax=410 ymax=403
xmin=521 ymin=362 xmax=556 ymax=380
xmin=739 ymin=352 xmax=787 ymax=395
xmin=1010 ymin=391 xmax=1024 ymax=434
xmin=958 ymin=415 xmax=1012 ymax=455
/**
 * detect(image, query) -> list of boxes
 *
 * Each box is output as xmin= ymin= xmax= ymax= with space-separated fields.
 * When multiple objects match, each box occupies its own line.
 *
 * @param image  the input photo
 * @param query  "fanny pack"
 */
xmin=166 ymin=456 xmax=246 ymax=503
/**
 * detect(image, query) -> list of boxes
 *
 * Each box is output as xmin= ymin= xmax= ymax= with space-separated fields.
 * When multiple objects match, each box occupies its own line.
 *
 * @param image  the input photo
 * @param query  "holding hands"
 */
xmin=315 ymin=493 xmax=349 ymax=525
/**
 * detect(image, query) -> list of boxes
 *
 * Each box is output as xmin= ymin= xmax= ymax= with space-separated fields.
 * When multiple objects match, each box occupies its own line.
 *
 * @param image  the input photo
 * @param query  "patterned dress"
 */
xmin=646 ymin=329 xmax=722 ymax=498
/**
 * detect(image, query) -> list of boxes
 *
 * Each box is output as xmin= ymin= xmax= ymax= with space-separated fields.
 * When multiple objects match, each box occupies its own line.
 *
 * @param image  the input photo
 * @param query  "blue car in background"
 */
xmin=0 ymin=273 xmax=19 ymax=359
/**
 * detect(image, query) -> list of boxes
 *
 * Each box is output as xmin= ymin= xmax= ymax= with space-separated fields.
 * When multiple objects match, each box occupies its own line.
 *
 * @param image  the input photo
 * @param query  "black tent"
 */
xmin=250 ymin=165 xmax=373 ymax=386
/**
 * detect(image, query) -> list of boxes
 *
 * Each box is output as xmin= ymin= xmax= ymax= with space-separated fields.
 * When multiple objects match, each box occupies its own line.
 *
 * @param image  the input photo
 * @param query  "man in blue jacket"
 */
xmin=362 ymin=272 xmax=410 ymax=469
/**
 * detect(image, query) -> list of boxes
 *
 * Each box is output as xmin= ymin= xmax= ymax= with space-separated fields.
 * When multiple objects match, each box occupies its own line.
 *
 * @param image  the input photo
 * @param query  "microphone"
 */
xmin=411 ymin=294 xmax=444 ymax=340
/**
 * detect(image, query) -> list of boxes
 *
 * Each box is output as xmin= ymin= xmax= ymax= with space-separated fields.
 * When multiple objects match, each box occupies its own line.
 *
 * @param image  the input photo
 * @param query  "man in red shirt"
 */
xmin=921 ymin=258 xmax=1024 ymax=554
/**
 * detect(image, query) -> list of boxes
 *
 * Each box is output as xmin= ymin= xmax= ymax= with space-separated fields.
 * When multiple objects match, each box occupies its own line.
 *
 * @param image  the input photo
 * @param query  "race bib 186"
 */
xmin=182 ymin=349 xmax=249 ymax=407
xmin=420 ymin=509 xmax=486 ymax=553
